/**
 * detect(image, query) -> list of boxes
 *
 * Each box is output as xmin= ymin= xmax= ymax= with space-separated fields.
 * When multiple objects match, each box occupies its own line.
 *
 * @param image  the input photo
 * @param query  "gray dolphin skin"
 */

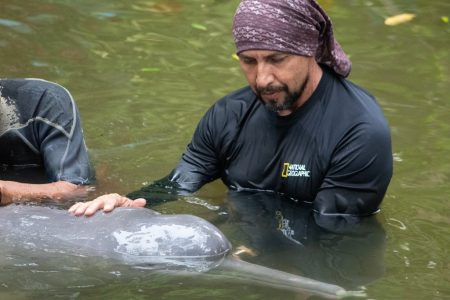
xmin=0 ymin=205 xmax=364 ymax=299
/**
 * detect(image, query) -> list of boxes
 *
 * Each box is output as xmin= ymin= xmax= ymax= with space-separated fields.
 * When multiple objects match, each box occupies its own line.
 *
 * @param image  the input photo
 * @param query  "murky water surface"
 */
xmin=1 ymin=0 xmax=449 ymax=299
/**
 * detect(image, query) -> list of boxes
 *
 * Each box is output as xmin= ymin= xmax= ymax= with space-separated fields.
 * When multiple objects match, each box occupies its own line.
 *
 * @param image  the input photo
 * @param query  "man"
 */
xmin=70 ymin=0 xmax=392 ymax=217
xmin=0 ymin=78 xmax=94 ymax=205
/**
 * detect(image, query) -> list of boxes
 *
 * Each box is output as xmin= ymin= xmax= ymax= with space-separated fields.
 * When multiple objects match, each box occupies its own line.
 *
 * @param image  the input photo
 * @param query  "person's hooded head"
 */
xmin=232 ymin=0 xmax=351 ymax=77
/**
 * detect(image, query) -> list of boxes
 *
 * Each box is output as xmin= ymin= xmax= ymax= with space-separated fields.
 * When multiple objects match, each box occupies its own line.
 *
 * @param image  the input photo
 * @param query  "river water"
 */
xmin=1 ymin=0 xmax=449 ymax=299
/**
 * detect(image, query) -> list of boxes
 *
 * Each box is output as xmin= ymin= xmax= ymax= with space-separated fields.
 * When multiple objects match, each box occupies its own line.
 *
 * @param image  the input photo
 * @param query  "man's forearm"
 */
xmin=0 ymin=180 xmax=88 ymax=205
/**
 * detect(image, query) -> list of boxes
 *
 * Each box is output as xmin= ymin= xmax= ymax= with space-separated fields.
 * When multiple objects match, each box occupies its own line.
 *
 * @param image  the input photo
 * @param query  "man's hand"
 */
xmin=69 ymin=193 xmax=146 ymax=217
xmin=0 ymin=180 xmax=93 ymax=205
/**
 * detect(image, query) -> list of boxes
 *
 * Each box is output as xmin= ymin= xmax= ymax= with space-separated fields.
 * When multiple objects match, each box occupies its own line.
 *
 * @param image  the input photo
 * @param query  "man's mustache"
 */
xmin=256 ymin=85 xmax=288 ymax=95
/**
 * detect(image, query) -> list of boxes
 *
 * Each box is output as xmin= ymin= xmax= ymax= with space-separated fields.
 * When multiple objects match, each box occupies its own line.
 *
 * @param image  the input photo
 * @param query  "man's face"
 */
xmin=238 ymin=50 xmax=313 ymax=116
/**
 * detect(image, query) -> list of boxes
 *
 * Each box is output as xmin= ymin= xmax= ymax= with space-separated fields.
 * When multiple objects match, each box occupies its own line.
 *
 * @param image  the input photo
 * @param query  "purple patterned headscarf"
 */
xmin=232 ymin=0 xmax=352 ymax=77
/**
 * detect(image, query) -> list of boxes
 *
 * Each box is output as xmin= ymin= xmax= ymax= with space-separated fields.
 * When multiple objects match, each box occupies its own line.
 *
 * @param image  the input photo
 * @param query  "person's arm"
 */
xmin=0 ymin=180 xmax=89 ymax=205
xmin=68 ymin=177 xmax=179 ymax=216
xmin=70 ymin=101 xmax=226 ymax=216
xmin=36 ymin=80 xmax=94 ymax=186
xmin=166 ymin=102 xmax=226 ymax=191
xmin=313 ymin=121 xmax=393 ymax=217
xmin=1 ymin=80 xmax=94 ymax=206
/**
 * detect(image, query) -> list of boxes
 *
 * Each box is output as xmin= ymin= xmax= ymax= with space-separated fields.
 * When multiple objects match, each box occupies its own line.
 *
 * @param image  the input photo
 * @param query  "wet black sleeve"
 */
xmin=314 ymin=121 xmax=393 ymax=216
xmin=126 ymin=176 xmax=181 ymax=205
xmin=168 ymin=104 xmax=224 ymax=192
xmin=35 ymin=81 xmax=93 ymax=184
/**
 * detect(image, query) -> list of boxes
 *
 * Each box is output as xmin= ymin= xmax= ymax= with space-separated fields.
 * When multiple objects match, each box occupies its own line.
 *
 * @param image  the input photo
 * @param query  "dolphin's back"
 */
xmin=0 ymin=205 xmax=231 ymax=271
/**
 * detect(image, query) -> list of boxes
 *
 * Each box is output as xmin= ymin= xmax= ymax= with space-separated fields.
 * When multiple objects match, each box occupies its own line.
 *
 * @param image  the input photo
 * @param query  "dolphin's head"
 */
xmin=110 ymin=210 xmax=232 ymax=272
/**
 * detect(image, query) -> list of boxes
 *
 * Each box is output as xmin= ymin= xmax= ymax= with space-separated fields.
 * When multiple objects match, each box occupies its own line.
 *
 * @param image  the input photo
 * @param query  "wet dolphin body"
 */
xmin=0 ymin=205 xmax=230 ymax=272
xmin=0 ymin=205 xmax=363 ymax=299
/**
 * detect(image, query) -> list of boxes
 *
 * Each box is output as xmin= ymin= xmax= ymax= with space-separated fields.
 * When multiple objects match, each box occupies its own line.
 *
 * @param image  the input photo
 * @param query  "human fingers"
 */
xmin=101 ymin=193 xmax=130 ymax=212
xmin=104 ymin=196 xmax=146 ymax=210
xmin=69 ymin=194 xmax=145 ymax=217
xmin=70 ymin=194 xmax=116 ymax=217
xmin=69 ymin=200 xmax=95 ymax=216
xmin=130 ymin=198 xmax=146 ymax=208
xmin=68 ymin=201 xmax=88 ymax=214
xmin=84 ymin=193 xmax=124 ymax=216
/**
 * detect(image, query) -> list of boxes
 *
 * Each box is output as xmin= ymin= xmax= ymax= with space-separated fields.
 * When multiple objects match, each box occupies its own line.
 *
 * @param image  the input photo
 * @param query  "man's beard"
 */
xmin=256 ymin=76 xmax=309 ymax=113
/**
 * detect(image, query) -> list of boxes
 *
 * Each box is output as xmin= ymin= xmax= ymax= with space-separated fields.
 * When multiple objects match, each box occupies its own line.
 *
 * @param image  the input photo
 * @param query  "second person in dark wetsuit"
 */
xmin=0 ymin=79 xmax=94 ymax=206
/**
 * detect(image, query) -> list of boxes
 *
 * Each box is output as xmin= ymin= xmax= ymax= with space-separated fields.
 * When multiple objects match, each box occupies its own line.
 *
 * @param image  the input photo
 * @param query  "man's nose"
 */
xmin=255 ymin=64 xmax=274 ymax=88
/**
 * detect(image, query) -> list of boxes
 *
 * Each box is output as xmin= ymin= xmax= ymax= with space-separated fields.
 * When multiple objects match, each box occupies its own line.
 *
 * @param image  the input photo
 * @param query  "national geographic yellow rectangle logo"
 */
xmin=281 ymin=162 xmax=310 ymax=178
xmin=282 ymin=163 xmax=290 ymax=178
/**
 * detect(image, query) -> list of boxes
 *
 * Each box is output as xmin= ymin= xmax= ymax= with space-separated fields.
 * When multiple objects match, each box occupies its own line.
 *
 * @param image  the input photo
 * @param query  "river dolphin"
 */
xmin=0 ymin=205 xmax=364 ymax=299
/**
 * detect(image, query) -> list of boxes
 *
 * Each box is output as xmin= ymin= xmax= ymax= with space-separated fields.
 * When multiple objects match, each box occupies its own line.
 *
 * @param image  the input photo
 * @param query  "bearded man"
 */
xmin=70 ymin=0 xmax=392 ymax=218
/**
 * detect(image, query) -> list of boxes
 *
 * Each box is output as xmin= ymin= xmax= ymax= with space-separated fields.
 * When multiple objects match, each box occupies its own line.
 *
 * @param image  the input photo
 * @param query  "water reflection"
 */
xmin=125 ymin=177 xmax=386 ymax=290
xmin=0 ymin=18 xmax=33 ymax=34
xmin=218 ymin=191 xmax=386 ymax=290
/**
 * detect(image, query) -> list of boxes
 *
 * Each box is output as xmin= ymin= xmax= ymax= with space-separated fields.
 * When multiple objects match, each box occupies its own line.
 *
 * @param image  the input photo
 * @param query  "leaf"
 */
xmin=191 ymin=23 xmax=207 ymax=31
xmin=92 ymin=50 xmax=109 ymax=58
xmin=384 ymin=13 xmax=416 ymax=26
xmin=141 ymin=67 xmax=160 ymax=72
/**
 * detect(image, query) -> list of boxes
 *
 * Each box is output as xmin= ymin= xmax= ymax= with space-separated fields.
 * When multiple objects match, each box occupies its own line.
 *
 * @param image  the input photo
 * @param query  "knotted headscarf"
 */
xmin=232 ymin=0 xmax=352 ymax=77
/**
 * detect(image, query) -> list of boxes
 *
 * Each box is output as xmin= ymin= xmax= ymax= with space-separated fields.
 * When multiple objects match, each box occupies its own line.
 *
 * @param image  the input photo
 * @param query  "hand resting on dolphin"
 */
xmin=0 ymin=205 xmax=365 ymax=299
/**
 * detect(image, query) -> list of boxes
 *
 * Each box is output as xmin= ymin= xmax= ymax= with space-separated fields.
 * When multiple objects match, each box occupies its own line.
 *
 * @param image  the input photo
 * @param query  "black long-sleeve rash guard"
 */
xmin=167 ymin=67 xmax=393 ymax=216
xmin=0 ymin=79 xmax=93 ymax=184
